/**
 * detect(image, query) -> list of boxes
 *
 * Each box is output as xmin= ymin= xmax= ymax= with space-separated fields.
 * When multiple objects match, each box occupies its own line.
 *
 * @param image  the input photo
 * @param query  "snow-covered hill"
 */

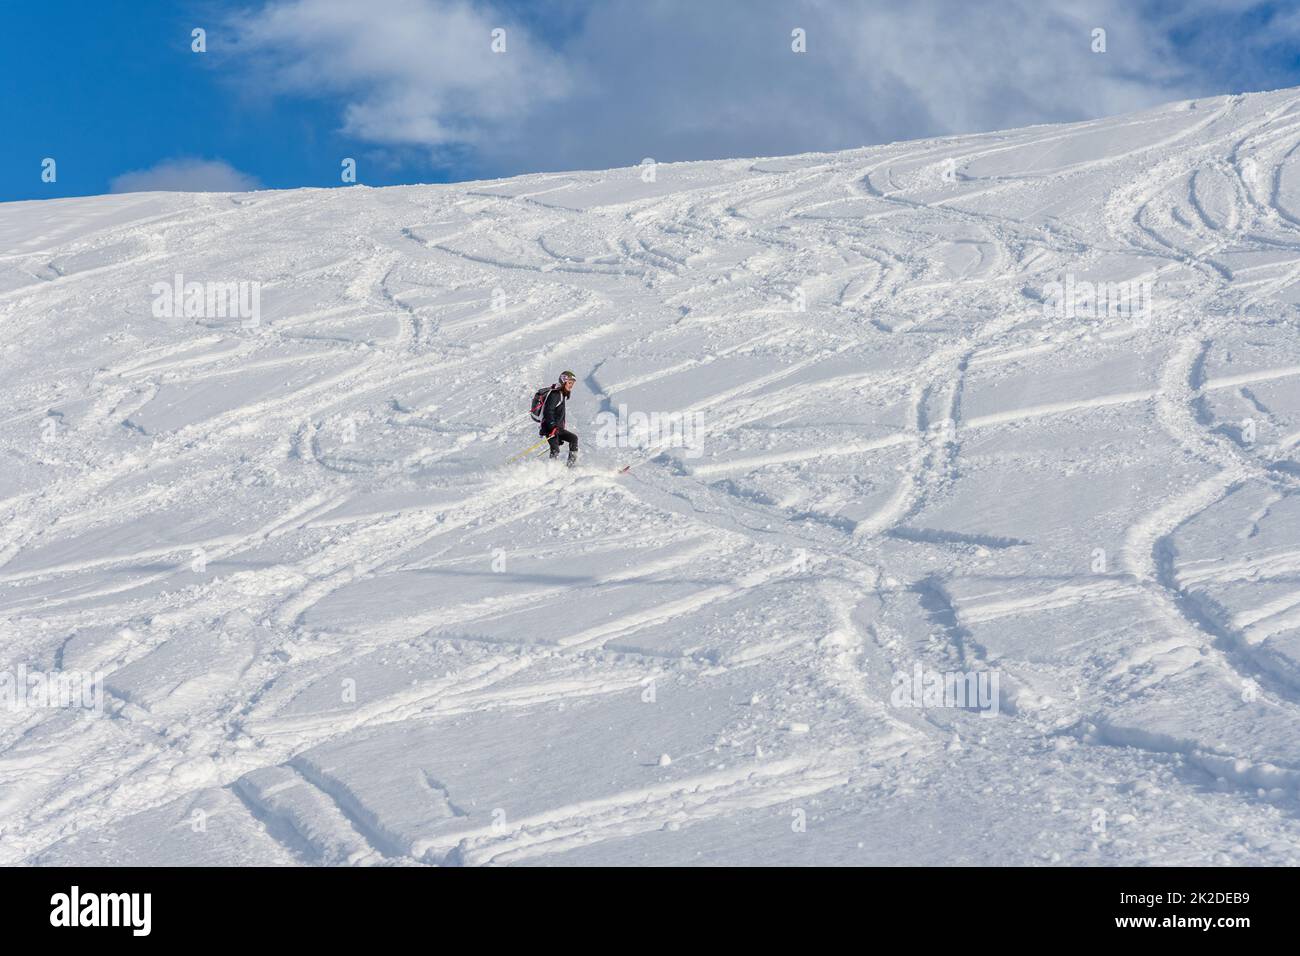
xmin=4 ymin=87 xmax=1300 ymax=866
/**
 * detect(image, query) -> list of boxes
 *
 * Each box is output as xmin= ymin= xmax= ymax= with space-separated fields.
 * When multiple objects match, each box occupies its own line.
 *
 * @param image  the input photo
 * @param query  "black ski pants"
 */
xmin=548 ymin=428 xmax=578 ymax=457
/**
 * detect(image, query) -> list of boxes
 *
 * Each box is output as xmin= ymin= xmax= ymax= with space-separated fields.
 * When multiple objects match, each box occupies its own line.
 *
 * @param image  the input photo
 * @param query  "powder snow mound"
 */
xmin=5 ymin=88 xmax=1300 ymax=865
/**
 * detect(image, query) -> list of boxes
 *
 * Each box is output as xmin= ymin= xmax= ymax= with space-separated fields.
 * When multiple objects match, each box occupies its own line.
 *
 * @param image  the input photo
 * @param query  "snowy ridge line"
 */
xmin=0 ymin=193 xmax=320 ymax=305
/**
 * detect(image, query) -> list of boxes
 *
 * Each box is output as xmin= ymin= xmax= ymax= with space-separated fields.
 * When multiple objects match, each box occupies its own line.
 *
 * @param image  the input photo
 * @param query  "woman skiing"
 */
xmin=539 ymin=370 xmax=579 ymax=466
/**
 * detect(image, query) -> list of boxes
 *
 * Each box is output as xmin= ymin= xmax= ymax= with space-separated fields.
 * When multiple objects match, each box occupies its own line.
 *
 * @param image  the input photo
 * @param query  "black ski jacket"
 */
xmin=539 ymin=386 xmax=568 ymax=435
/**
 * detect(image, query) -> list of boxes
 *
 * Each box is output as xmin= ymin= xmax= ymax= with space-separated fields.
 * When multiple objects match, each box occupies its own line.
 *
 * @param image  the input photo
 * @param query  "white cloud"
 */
xmin=218 ymin=0 xmax=1273 ymax=177
xmin=110 ymin=158 xmax=262 ymax=194
xmin=224 ymin=0 xmax=570 ymax=149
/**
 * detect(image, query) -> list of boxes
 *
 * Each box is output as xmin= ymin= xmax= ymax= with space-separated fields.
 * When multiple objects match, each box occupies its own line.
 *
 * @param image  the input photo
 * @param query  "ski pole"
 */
xmin=504 ymin=430 xmax=555 ymax=464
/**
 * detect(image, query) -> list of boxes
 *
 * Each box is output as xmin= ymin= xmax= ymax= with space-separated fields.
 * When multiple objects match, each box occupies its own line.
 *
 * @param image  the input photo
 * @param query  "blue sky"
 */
xmin=3 ymin=0 xmax=1300 ymax=203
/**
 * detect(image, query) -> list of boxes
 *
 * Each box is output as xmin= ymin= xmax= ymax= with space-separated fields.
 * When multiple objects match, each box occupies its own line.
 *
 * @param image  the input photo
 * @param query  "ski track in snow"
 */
xmin=4 ymin=89 xmax=1300 ymax=865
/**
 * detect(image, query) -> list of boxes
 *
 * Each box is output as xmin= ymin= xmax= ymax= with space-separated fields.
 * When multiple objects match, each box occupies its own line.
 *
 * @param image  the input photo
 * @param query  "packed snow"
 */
xmin=3 ymin=87 xmax=1300 ymax=865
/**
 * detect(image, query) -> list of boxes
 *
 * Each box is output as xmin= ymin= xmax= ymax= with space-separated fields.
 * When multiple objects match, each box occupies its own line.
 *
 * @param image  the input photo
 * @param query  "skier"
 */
xmin=539 ymin=370 xmax=579 ymax=466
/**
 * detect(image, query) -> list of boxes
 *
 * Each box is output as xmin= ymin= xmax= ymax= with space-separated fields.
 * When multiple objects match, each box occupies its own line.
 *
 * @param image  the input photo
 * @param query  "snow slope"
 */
xmin=4 ymin=88 xmax=1300 ymax=866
